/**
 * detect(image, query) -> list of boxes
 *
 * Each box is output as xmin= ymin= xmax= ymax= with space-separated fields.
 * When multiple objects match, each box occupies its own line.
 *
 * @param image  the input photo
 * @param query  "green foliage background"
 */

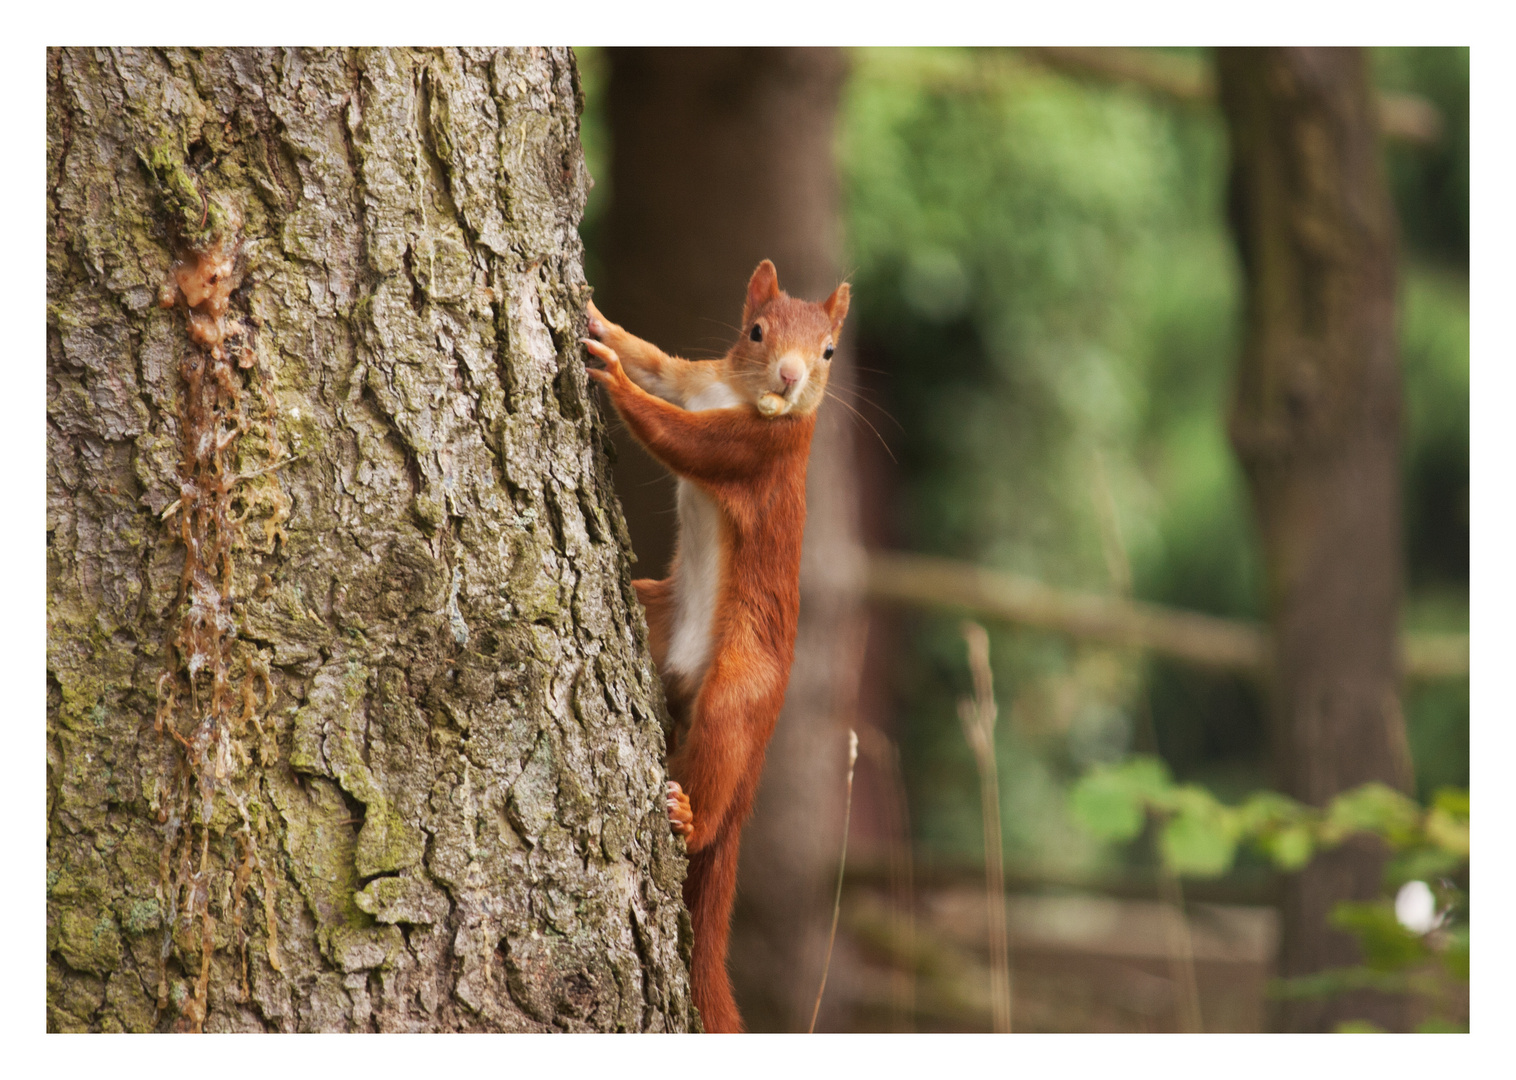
xmin=837 ymin=48 xmax=1468 ymax=876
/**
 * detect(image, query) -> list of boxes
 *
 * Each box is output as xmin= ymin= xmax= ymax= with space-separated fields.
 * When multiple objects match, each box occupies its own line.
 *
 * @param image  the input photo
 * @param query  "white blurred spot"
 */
xmin=1395 ymin=880 xmax=1439 ymax=935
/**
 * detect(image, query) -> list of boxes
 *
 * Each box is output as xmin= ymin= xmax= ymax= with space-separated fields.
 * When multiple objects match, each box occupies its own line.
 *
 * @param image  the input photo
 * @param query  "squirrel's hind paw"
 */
xmin=666 ymin=781 xmax=694 ymax=839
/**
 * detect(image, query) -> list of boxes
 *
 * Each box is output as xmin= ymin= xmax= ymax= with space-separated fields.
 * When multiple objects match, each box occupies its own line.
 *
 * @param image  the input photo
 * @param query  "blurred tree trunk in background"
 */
xmin=599 ymin=47 xmax=863 ymax=1031
xmin=47 ymin=46 xmax=694 ymax=1032
xmin=1217 ymin=47 xmax=1412 ymax=1032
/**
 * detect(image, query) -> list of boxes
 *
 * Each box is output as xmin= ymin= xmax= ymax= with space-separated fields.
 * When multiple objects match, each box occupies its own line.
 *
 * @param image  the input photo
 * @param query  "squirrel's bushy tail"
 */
xmin=684 ymin=831 xmax=744 ymax=1033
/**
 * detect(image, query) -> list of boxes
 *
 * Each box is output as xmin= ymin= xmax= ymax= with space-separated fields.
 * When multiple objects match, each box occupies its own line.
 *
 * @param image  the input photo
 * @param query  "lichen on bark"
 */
xmin=48 ymin=46 xmax=695 ymax=1032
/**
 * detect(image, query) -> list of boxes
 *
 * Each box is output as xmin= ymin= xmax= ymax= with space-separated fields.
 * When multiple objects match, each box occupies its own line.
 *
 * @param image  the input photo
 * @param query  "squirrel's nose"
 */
xmin=778 ymin=357 xmax=804 ymax=387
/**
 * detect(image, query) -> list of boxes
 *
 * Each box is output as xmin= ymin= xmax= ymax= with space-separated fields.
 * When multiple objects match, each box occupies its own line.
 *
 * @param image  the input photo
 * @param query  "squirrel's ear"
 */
xmin=823 ymin=282 xmax=850 ymax=329
xmin=743 ymin=260 xmax=781 ymax=326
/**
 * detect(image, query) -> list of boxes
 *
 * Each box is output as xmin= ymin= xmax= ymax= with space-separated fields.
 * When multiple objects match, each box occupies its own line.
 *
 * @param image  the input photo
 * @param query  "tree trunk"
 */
xmin=1216 ymin=47 xmax=1412 ymax=1032
xmin=598 ymin=47 xmax=864 ymax=1032
xmin=47 ymin=46 xmax=695 ymax=1033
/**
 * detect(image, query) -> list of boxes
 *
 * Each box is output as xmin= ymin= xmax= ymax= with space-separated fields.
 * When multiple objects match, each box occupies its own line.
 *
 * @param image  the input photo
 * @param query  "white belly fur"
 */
xmin=664 ymin=381 xmax=740 ymax=684
xmin=667 ymin=479 xmax=723 ymax=684
xmin=683 ymin=381 xmax=743 ymax=411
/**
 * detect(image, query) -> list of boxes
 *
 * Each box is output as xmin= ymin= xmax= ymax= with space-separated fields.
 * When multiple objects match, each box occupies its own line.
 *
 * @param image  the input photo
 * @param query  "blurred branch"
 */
xmin=1025 ymin=46 xmax=1212 ymax=103
xmin=868 ymin=550 xmax=1265 ymax=670
xmin=845 ymin=856 xmax=1280 ymax=907
xmin=1401 ymin=634 xmax=1472 ymax=680
xmin=864 ymin=551 xmax=1468 ymax=681
xmin=1019 ymin=48 xmax=1443 ymax=146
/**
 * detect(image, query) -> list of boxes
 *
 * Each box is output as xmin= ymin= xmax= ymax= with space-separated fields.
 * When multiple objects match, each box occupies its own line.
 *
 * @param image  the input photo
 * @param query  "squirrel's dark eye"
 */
xmin=750 ymin=324 xmax=763 ymax=343
xmin=823 ymin=345 xmax=835 ymax=360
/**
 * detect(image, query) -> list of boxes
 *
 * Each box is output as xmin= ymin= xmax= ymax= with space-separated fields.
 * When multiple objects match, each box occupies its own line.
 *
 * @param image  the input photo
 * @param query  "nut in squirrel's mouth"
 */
xmin=757 ymin=391 xmax=789 ymax=417
xmin=760 ymin=373 xmax=807 ymax=414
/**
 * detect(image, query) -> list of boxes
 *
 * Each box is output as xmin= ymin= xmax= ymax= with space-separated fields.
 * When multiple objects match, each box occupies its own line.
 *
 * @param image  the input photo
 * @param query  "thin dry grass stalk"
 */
xmin=809 ymin=728 xmax=860 ymax=1033
xmin=1093 ymin=450 xmax=1203 ymax=1033
xmin=958 ymin=621 xmax=1012 ymax=1033
xmin=1158 ymin=866 xmax=1205 ymax=1032
xmin=858 ymin=726 xmax=918 ymax=1031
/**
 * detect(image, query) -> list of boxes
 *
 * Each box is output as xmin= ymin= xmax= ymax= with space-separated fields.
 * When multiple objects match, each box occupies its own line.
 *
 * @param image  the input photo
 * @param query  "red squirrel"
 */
xmin=582 ymin=260 xmax=849 ymax=1033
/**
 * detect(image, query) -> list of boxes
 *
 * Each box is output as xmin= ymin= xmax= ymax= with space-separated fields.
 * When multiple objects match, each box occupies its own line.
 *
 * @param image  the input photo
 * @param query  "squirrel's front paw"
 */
xmin=666 ymin=781 xmax=694 ymax=840
xmin=582 ymin=338 xmax=624 ymax=384
xmin=585 ymin=299 xmax=608 ymax=340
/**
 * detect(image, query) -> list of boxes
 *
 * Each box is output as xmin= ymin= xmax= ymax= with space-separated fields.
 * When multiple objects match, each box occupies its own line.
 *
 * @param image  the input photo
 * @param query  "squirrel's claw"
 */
xmin=666 ymin=780 xmax=695 ymax=839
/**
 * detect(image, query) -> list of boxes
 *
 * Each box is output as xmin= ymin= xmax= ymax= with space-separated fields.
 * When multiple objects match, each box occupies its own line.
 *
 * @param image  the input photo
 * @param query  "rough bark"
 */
xmin=598 ymin=47 xmax=864 ymax=1031
xmin=1216 ymin=47 xmax=1411 ymax=1032
xmin=47 ymin=46 xmax=695 ymax=1033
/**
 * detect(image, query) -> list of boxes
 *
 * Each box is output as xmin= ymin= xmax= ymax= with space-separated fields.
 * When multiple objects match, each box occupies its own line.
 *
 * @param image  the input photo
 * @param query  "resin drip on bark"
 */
xmin=153 ymin=205 xmax=290 ymax=1031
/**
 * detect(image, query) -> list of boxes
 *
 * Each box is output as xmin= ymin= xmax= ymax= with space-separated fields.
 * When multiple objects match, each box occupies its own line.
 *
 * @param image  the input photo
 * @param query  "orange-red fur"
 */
xmin=584 ymin=261 xmax=849 ymax=1033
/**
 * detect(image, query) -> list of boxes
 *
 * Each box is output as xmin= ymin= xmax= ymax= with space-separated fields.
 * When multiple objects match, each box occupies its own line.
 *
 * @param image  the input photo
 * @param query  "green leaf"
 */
xmin=1236 ymin=790 xmax=1307 ymax=833
xmin=1431 ymin=787 xmax=1469 ymax=819
xmin=1115 ymin=755 xmax=1174 ymax=800
xmin=1424 ymin=807 xmax=1470 ymax=858
xmin=1330 ymin=901 xmax=1426 ymax=972
xmin=1069 ymin=756 xmax=1172 ymax=843
xmin=1324 ymin=783 xmax=1422 ymax=847
xmin=1159 ymin=801 xmax=1238 ymax=877
xmin=1441 ymin=925 xmax=1469 ymax=981
xmin=1070 ymin=770 xmax=1146 ymax=842
xmin=1263 ymin=823 xmax=1315 ymax=872
xmin=1385 ymin=847 xmax=1463 ymax=887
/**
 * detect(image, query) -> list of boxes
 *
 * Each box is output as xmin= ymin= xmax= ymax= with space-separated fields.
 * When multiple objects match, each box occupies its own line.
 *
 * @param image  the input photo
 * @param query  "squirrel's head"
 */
xmin=729 ymin=260 xmax=849 ymax=419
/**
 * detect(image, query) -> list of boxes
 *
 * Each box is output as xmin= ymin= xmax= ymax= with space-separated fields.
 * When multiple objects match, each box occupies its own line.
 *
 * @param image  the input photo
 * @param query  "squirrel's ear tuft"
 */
xmin=743 ymin=260 xmax=781 ymax=325
xmin=823 ymin=282 xmax=850 ymax=329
